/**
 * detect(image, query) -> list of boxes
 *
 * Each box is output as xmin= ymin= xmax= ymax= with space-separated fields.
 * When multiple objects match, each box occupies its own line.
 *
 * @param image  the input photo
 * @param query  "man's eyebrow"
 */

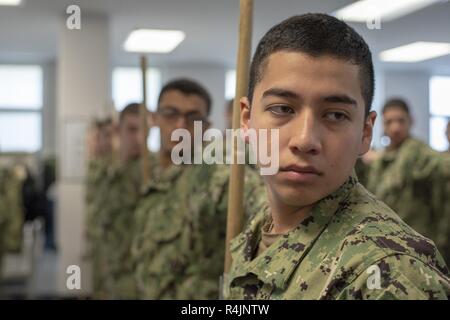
xmin=159 ymin=105 xmax=177 ymax=110
xmin=323 ymin=95 xmax=357 ymax=107
xmin=261 ymin=88 xmax=357 ymax=107
xmin=160 ymin=105 xmax=203 ymax=114
xmin=262 ymin=88 xmax=299 ymax=100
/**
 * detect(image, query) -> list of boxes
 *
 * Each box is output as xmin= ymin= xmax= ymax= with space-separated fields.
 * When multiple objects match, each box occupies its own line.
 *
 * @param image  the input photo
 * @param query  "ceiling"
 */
xmin=0 ymin=0 xmax=449 ymax=73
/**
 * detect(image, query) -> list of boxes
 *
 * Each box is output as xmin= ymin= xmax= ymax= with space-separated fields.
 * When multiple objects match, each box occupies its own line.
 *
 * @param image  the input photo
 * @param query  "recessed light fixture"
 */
xmin=379 ymin=42 xmax=450 ymax=62
xmin=334 ymin=0 xmax=442 ymax=23
xmin=124 ymin=29 xmax=185 ymax=53
xmin=0 ymin=0 xmax=22 ymax=5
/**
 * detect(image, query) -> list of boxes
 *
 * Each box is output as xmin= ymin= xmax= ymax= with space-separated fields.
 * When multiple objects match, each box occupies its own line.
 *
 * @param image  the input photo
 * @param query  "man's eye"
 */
xmin=268 ymin=105 xmax=294 ymax=116
xmin=162 ymin=110 xmax=183 ymax=120
xmin=160 ymin=109 xmax=177 ymax=116
xmin=325 ymin=112 xmax=349 ymax=122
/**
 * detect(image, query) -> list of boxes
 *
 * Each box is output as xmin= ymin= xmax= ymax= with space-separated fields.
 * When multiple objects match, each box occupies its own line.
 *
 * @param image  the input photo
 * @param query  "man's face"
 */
xmin=119 ymin=114 xmax=142 ymax=161
xmin=241 ymin=51 xmax=375 ymax=209
xmin=155 ymin=89 xmax=209 ymax=155
xmin=383 ymin=107 xmax=411 ymax=148
xmin=98 ymin=124 xmax=113 ymax=157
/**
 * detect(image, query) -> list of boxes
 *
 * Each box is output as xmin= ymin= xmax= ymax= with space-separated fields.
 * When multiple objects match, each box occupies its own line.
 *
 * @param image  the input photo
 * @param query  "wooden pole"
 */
xmin=140 ymin=55 xmax=150 ymax=187
xmin=224 ymin=0 xmax=253 ymax=274
xmin=110 ymin=101 xmax=120 ymax=165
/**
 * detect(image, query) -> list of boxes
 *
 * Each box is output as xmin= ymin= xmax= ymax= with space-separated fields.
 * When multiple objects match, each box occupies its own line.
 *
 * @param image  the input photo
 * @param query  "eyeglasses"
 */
xmin=158 ymin=107 xmax=207 ymax=125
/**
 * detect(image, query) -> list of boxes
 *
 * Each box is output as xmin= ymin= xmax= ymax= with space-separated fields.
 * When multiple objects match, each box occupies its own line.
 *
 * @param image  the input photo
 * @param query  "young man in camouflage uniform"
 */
xmin=0 ymin=166 xmax=24 ymax=253
xmin=86 ymin=104 xmax=144 ymax=299
xmin=367 ymin=99 xmax=449 ymax=264
xmin=131 ymin=79 xmax=266 ymax=299
xmin=226 ymin=13 xmax=449 ymax=300
xmin=0 ymin=165 xmax=25 ymax=283
xmin=85 ymin=117 xmax=114 ymax=216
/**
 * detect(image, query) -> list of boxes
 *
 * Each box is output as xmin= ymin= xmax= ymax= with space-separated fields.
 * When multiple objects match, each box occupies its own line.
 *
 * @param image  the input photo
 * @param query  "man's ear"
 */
xmin=359 ymin=110 xmax=377 ymax=156
xmin=240 ymin=97 xmax=251 ymax=143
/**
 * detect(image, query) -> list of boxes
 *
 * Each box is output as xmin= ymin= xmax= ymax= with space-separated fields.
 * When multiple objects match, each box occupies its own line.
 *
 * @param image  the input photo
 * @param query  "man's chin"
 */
xmin=275 ymin=186 xmax=322 ymax=209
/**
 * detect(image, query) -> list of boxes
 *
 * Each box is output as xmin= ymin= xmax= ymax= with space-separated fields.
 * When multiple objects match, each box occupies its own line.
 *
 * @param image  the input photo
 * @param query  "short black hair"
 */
xmin=248 ymin=13 xmax=374 ymax=116
xmin=382 ymin=98 xmax=410 ymax=115
xmin=119 ymin=102 xmax=140 ymax=124
xmin=95 ymin=117 xmax=112 ymax=130
xmin=158 ymin=78 xmax=212 ymax=116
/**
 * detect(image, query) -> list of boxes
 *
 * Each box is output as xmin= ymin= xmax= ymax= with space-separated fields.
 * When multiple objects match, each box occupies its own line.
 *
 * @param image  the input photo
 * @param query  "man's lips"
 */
xmin=277 ymin=164 xmax=322 ymax=183
xmin=279 ymin=164 xmax=322 ymax=175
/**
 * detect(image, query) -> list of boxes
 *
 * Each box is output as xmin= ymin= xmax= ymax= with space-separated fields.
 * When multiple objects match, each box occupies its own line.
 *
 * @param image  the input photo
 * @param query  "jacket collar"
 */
xmin=230 ymin=174 xmax=358 ymax=290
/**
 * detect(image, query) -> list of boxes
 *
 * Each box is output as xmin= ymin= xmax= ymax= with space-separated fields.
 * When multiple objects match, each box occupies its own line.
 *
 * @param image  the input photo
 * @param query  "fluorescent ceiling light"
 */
xmin=380 ymin=42 xmax=450 ymax=62
xmin=0 ymin=0 xmax=22 ymax=6
xmin=124 ymin=29 xmax=185 ymax=53
xmin=334 ymin=0 xmax=441 ymax=22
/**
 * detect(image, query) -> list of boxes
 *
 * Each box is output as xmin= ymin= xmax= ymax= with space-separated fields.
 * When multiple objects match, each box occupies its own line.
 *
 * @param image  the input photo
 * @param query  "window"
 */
xmin=112 ymin=67 xmax=162 ymax=151
xmin=429 ymin=76 xmax=450 ymax=151
xmin=0 ymin=65 xmax=43 ymax=153
xmin=112 ymin=67 xmax=161 ymax=112
xmin=225 ymin=69 xmax=236 ymax=100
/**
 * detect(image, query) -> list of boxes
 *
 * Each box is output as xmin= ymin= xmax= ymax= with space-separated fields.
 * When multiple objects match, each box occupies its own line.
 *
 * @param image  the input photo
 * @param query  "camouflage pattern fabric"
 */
xmin=0 ymin=167 xmax=24 ymax=254
xmin=366 ymin=137 xmax=449 ymax=264
xmin=85 ymin=155 xmax=147 ymax=299
xmin=132 ymin=163 xmax=266 ymax=299
xmin=227 ymin=175 xmax=449 ymax=300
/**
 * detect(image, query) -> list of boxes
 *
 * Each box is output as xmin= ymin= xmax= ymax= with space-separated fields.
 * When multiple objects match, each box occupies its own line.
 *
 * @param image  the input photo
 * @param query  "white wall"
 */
xmin=56 ymin=14 xmax=110 ymax=296
xmin=370 ymin=67 xmax=385 ymax=149
xmin=382 ymin=70 xmax=430 ymax=144
xmin=42 ymin=61 xmax=56 ymax=158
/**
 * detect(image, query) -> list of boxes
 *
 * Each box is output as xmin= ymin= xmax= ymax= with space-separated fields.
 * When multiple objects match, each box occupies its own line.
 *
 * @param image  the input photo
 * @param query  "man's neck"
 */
xmin=387 ymin=136 xmax=409 ymax=152
xmin=267 ymin=191 xmax=315 ymax=235
xmin=159 ymin=151 xmax=173 ymax=169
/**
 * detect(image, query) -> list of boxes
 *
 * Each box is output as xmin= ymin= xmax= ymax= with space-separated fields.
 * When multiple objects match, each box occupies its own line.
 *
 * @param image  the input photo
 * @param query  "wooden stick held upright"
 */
xmin=224 ymin=0 xmax=253 ymax=274
xmin=110 ymin=101 xmax=120 ymax=164
xmin=140 ymin=55 xmax=150 ymax=187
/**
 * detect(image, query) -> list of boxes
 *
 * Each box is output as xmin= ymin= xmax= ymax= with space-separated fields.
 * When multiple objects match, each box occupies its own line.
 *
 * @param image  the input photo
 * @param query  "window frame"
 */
xmin=0 ymin=64 xmax=43 ymax=154
xmin=429 ymin=75 xmax=450 ymax=152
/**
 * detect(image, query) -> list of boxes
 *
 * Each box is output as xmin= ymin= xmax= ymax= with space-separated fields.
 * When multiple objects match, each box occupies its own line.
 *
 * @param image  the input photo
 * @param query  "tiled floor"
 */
xmin=1 ymin=248 xmax=59 ymax=299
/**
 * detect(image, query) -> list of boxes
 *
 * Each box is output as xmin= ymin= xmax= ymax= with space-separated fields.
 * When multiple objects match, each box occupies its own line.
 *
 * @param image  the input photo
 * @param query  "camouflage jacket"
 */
xmin=0 ymin=168 xmax=7 ymax=273
xmin=132 ymin=163 xmax=266 ymax=300
xmin=227 ymin=175 xmax=450 ymax=300
xmin=85 ymin=157 xmax=111 ymax=210
xmin=439 ymin=153 xmax=450 ymax=264
xmin=354 ymin=158 xmax=369 ymax=187
xmin=85 ymin=157 xmax=111 ymax=273
xmin=366 ymin=137 xmax=449 ymax=263
xmin=85 ymin=157 xmax=143 ymax=299
xmin=0 ymin=167 xmax=24 ymax=254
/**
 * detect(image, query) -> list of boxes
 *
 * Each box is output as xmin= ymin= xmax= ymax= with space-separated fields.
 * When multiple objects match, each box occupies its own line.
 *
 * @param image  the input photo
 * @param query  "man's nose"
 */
xmin=174 ymin=115 xmax=188 ymax=129
xmin=390 ymin=122 xmax=403 ymax=134
xmin=287 ymin=109 xmax=322 ymax=155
